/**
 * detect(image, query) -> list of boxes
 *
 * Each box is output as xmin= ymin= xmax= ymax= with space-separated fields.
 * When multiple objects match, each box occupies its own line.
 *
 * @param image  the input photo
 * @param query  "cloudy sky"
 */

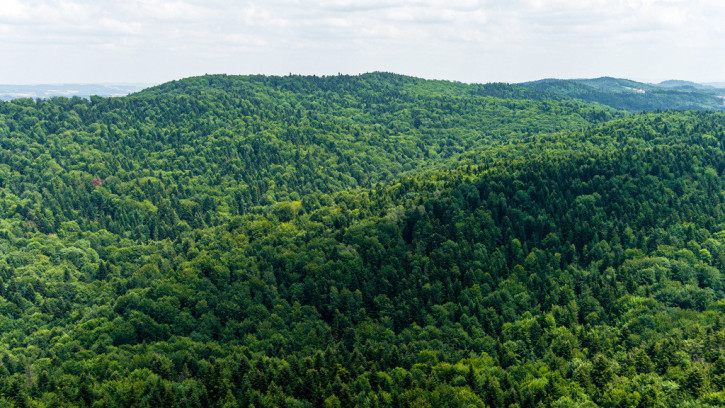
xmin=1 ymin=0 xmax=724 ymax=85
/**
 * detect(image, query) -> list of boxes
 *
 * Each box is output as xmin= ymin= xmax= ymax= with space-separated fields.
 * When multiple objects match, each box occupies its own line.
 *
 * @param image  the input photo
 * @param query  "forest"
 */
xmin=519 ymin=77 xmax=725 ymax=112
xmin=0 ymin=73 xmax=724 ymax=407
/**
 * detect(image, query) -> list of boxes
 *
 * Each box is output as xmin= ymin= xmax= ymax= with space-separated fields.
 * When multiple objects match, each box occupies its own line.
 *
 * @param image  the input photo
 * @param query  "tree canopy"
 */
xmin=0 ymin=73 xmax=724 ymax=407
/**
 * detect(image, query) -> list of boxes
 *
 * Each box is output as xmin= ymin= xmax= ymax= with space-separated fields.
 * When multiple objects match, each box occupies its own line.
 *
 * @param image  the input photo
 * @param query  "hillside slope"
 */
xmin=1 ymin=76 xmax=725 ymax=406
xmin=0 ymin=74 xmax=615 ymax=242
xmin=521 ymin=77 xmax=725 ymax=111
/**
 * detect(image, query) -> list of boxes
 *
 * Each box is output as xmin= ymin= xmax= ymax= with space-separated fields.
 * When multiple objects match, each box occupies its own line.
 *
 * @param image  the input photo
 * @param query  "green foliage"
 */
xmin=0 ymin=73 xmax=724 ymax=406
xmin=521 ymin=77 xmax=725 ymax=111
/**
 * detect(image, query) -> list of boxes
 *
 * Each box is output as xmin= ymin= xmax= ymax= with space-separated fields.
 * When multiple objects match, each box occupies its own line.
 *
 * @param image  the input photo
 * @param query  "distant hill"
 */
xmin=656 ymin=79 xmax=717 ymax=91
xmin=6 ymin=76 xmax=724 ymax=111
xmin=0 ymin=83 xmax=150 ymax=101
xmin=519 ymin=77 xmax=725 ymax=111
xmin=575 ymin=76 xmax=657 ymax=93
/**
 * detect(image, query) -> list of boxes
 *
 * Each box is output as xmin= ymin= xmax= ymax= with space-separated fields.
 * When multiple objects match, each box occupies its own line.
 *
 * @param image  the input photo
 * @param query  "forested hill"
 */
xmin=3 ymin=75 xmax=725 ymax=407
xmin=0 ymin=74 xmax=615 ymax=241
xmin=520 ymin=77 xmax=725 ymax=112
xmin=141 ymin=73 xmax=536 ymax=99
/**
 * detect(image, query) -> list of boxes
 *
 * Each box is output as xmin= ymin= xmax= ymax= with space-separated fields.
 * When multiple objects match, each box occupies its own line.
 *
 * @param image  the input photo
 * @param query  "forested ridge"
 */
xmin=520 ymin=78 xmax=725 ymax=112
xmin=0 ymin=73 xmax=725 ymax=407
xmin=0 ymin=73 xmax=614 ymax=241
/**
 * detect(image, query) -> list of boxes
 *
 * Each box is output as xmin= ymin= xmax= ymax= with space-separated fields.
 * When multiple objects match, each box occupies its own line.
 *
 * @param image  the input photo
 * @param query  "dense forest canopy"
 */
xmin=0 ymin=73 xmax=725 ymax=407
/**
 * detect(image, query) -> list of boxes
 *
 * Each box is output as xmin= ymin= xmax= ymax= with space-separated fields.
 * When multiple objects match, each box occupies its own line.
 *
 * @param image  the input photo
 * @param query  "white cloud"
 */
xmin=0 ymin=0 xmax=724 ymax=83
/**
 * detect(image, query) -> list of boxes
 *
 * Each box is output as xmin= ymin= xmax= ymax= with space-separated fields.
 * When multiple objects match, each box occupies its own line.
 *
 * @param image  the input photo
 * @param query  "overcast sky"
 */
xmin=1 ymin=0 xmax=724 ymax=85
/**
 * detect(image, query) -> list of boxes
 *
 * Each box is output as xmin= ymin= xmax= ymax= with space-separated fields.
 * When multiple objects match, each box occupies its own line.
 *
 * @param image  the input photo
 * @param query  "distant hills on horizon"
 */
xmin=1 ymin=74 xmax=724 ymax=112
xmin=518 ymin=76 xmax=725 ymax=111
xmin=0 ymin=83 xmax=150 ymax=101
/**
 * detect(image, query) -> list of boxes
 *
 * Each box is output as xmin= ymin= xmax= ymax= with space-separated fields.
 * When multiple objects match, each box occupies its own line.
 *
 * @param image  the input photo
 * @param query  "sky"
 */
xmin=1 ymin=0 xmax=724 ymax=85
